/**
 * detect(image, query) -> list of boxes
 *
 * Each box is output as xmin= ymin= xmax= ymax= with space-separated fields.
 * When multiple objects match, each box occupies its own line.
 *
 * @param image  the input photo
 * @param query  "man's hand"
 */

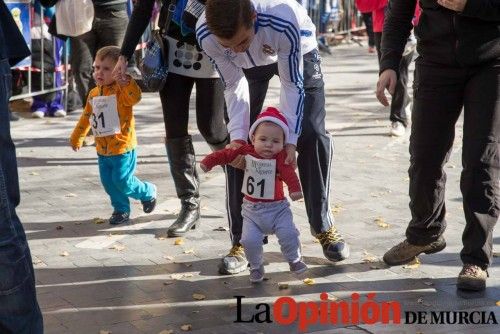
xmin=284 ymin=143 xmax=297 ymax=168
xmin=112 ymin=55 xmax=129 ymax=84
xmin=437 ymin=0 xmax=467 ymax=12
xmin=227 ymin=140 xmax=245 ymax=169
xmin=376 ymin=69 xmax=397 ymax=106
xmin=289 ymin=191 xmax=303 ymax=201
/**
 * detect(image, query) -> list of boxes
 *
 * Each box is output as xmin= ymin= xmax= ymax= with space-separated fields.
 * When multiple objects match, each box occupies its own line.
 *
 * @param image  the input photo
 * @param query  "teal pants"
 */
xmin=98 ymin=149 xmax=155 ymax=213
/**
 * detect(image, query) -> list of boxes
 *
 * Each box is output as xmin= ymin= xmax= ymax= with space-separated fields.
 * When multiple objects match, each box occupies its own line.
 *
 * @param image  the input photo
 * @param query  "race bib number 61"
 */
xmin=242 ymin=155 xmax=276 ymax=200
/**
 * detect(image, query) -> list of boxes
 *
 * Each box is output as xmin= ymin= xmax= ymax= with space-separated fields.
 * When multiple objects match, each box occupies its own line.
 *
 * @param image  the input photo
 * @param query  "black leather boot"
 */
xmin=166 ymin=136 xmax=201 ymax=237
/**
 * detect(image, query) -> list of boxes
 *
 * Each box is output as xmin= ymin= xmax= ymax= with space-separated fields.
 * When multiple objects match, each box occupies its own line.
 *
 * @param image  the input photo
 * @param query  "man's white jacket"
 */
xmin=196 ymin=0 xmax=317 ymax=145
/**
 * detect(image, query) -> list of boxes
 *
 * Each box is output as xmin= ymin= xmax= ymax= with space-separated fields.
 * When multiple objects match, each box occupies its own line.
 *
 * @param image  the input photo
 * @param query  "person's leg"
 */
xmin=298 ymin=49 xmax=349 ymax=262
xmin=272 ymin=201 xmax=301 ymax=264
xmin=457 ymin=60 xmax=499 ymax=291
xmin=70 ymin=31 xmax=96 ymax=106
xmin=110 ymin=149 xmax=156 ymax=204
xmin=159 ymin=73 xmax=201 ymax=237
xmin=361 ymin=12 xmax=375 ymax=50
xmin=0 ymin=58 xmax=43 ymax=333
xmin=240 ymin=202 xmax=266 ymax=282
xmin=98 ymin=155 xmax=130 ymax=214
xmin=195 ymin=77 xmax=228 ymax=149
xmin=383 ymin=58 xmax=465 ymax=266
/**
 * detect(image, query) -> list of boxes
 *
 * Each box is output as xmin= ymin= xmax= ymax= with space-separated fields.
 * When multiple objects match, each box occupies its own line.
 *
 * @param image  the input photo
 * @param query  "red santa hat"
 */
xmin=249 ymin=107 xmax=289 ymax=142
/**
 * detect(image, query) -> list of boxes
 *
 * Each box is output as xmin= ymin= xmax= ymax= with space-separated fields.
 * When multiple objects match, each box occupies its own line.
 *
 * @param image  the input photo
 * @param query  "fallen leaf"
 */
xmin=213 ymin=226 xmax=228 ymax=231
xmin=163 ymin=281 xmax=174 ymax=286
xmin=99 ymin=331 xmax=111 ymax=334
xmin=180 ymin=324 xmax=192 ymax=331
xmin=192 ymin=293 xmax=206 ymax=300
xmin=183 ymin=249 xmax=195 ymax=254
xmin=331 ymin=204 xmax=343 ymax=214
xmin=192 ymin=310 xmax=200 ymax=314
xmin=423 ymin=281 xmax=433 ymax=286
xmin=303 ymin=278 xmax=315 ymax=285
xmin=158 ymin=330 xmax=174 ymax=334
xmin=278 ymin=283 xmax=289 ymax=290
xmin=164 ymin=255 xmax=174 ymax=261
xmin=29 ymin=171 xmax=40 ymax=176
xmin=156 ymin=236 xmax=167 ymax=240
xmin=184 ymin=263 xmax=192 ymax=268
xmin=56 ymin=225 xmax=63 ymax=230
xmin=403 ymin=257 xmax=421 ymax=269
xmin=93 ymin=217 xmax=105 ymax=224
xmin=374 ymin=217 xmax=389 ymax=228
xmin=33 ymin=258 xmax=43 ymax=265
xmin=496 ymin=301 xmax=500 ymax=306
xmin=174 ymin=238 xmax=184 ymax=245
xmin=60 ymin=251 xmax=69 ymax=257
xmin=171 ymin=273 xmax=193 ymax=280
xmin=65 ymin=193 xmax=77 ymax=198
xmin=109 ymin=244 xmax=125 ymax=251
xmin=362 ymin=250 xmax=378 ymax=263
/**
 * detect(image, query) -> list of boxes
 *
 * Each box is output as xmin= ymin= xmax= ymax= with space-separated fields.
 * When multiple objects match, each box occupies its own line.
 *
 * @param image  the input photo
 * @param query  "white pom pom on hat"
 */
xmin=249 ymin=106 xmax=289 ymax=142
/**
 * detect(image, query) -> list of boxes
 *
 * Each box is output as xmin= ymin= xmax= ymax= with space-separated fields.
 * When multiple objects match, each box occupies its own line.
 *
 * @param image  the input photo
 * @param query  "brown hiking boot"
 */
xmin=383 ymin=237 xmax=446 ymax=266
xmin=457 ymin=264 xmax=488 ymax=291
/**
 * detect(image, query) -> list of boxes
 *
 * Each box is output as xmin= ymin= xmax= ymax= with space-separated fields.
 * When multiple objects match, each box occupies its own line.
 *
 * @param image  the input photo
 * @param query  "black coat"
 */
xmin=380 ymin=0 xmax=500 ymax=72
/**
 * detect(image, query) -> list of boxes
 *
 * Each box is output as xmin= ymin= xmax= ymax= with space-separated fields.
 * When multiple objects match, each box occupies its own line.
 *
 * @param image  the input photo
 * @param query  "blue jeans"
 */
xmin=98 ymin=149 xmax=155 ymax=213
xmin=0 ymin=58 xmax=43 ymax=332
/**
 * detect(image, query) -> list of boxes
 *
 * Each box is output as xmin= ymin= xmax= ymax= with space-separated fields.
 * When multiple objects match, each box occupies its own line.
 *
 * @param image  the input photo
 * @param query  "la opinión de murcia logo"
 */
xmin=234 ymin=293 xmax=498 ymax=332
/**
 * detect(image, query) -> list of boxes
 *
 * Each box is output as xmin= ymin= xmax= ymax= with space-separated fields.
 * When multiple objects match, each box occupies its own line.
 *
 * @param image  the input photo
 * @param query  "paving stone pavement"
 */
xmin=11 ymin=44 xmax=499 ymax=334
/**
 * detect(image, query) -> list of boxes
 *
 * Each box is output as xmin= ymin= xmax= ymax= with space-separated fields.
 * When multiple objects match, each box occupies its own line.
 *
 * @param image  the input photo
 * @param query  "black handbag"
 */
xmin=140 ymin=0 xmax=176 ymax=92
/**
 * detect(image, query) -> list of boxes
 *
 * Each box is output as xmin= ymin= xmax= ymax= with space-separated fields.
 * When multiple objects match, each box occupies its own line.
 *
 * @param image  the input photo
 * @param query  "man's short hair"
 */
xmin=205 ymin=0 xmax=254 ymax=39
xmin=95 ymin=46 xmax=121 ymax=64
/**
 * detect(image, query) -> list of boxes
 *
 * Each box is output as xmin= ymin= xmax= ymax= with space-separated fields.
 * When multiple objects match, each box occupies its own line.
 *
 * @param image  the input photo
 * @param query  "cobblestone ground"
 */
xmin=11 ymin=44 xmax=499 ymax=334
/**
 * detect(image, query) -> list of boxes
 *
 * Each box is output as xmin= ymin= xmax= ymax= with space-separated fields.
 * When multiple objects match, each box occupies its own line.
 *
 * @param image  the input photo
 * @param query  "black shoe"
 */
xmin=167 ymin=205 xmax=200 ymax=237
xmin=109 ymin=212 xmax=130 ymax=225
xmin=142 ymin=197 xmax=156 ymax=213
xmin=316 ymin=226 xmax=350 ymax=262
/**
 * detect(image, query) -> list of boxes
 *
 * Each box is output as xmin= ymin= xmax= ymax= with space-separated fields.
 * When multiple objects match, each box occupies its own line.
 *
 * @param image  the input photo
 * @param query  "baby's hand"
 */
xmin=289 ymin=192 xmax=303 ymax=201
xmin=200 ymin=163 xmax=210 ymax=173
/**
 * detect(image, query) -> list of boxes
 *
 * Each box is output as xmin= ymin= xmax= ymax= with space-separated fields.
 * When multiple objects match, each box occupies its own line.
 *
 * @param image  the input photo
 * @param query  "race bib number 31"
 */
xmin=242 ymin=155 xmax=276 ymax=200
xmin=91 ymin=95 xmax=121 ymax=137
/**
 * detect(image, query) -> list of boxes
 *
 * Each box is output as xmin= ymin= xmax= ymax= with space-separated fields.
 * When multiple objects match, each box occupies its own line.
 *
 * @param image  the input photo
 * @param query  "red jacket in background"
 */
xmin=373 ymin=0 xmax=421 ymax=32
xmin=201 ymin=145 xmax=302 ymax=202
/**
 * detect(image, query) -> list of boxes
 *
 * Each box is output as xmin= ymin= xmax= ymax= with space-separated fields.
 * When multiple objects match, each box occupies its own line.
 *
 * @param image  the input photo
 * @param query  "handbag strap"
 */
xmin=159 ymin=0 xmax=177 ymax=37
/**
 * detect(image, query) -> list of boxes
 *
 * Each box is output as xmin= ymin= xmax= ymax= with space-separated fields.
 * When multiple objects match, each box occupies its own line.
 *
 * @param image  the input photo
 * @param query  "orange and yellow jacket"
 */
xmin=70 ymin=79 xmax=141 ymax=156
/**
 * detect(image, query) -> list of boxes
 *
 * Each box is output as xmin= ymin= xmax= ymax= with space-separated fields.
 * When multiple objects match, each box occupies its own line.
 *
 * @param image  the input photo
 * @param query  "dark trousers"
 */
xmin=375 ymin=32 xmax=414 ymax=127
xmin=227 ymin=49 xmax=334 ymax=245
xmin=407 ymin=57 xmax=499 ymax=269
xmin=159 ymin=72 xmax=228 ymax=145
xmin=70 ymin=8 xmax=129 ymax=106
xmin=361 ymin=12 xmax=375 ymax=48
xmin=0 ymin=58 xmax=43 ymax=333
